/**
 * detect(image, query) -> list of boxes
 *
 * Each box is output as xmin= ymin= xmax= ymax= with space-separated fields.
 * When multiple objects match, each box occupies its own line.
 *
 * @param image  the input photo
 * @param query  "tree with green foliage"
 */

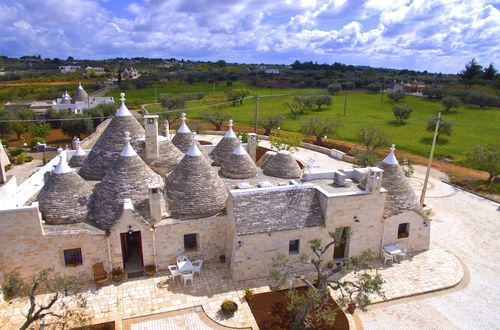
xmin=466 ymin=91 xmax=498 ymax=108
xmin=358 ymin=127 xmax=390 ymax=152
xmin=351 ymin=148 xmax=380 ymax=167
xmin=427 ymin=116 xmax=452 ymax=142
xmin=387 ymin=90 xmax=405 ymax=102
xmin=10 ymin=121 xmax=26 ymax=140
xmin=28 ymin=123 xmax=51 ymax=139
xmin=2 ymin=269 xmax=88 ymax=330
xmin=459 ymin=58 xmax=483 ymax=86
xmin=466 ymin=144 xmax=499 ymax=184
xmin=482 ymin=63 xmax=498 ymax=81
xmin=270 ymin=231 xmax=384 ymax=330
xmin=393 ymin=104 xmax=413 ymax=124
xmin=158 ymin=93 xmax=187 ymax=125
xmin=284 ymin=96 xmax=313 ymax=118
xmin=269 ymin=131 xmax=303 ymax=153
xmin=310 ymin=95 xmax=332 ymax=111
xmin=258 ymin=114 xmax=285 ymax=135
xmin=366 ymin=83 xmax=381 ymax=93
xmin=422 ymin=86 xmax=444 ymax=100
xmin=327 ymin=83 xmax=342 ymax=95
xmin=226 ymin=88 xmax=250 ymax=106
xmin=17 ymin=108 xmax=37 ymax=120
xmin=441 ymin=96 xmax=462 ymax=113
xmin=61 ymin=116 xmax=94 ymax=139
xmin=0 ymin=109 xmax=12 ymax=137
xmin=201 ymin=93 xmax=231 ymax=130
xmin=301 ymin=118 xmax=341 ymax=146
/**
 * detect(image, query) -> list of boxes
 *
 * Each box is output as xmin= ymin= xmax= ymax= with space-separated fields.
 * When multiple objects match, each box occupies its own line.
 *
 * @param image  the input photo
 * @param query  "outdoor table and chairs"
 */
xmin=383 ymin=243 xmax=407 ymax=263
xmin=168 ymin=256 xmax=203 ymax=286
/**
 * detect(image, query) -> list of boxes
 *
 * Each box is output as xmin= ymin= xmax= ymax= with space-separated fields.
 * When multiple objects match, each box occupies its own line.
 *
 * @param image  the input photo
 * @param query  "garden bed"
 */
xmin=247 ymin=287 xmax=349 ymax=330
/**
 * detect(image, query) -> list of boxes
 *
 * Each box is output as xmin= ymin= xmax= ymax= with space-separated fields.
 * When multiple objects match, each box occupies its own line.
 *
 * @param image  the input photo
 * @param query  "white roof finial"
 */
xmin=53 ymin=149 xmax=73 ymax=174
xmin=116 ymin=92 xmax=132 ymax=116
xmin=382 ymin=144 xmax=399 ymax=165
xmin=224 ymin=119 xmax=237 ymax=138
xmin=78 ymin=82 xmax=83 ymax=88
xmin=120 ymin=131 xmax=137 ymax=157
xmin=177 ymin=112 xmax=191 ymax=133
xmin=233 ymin=135 xmax=248 ymax=156
xmin=186 ymin=131 xmax=202 ymax=156
xmin=74 ymin=138 xmax=87 ymax=156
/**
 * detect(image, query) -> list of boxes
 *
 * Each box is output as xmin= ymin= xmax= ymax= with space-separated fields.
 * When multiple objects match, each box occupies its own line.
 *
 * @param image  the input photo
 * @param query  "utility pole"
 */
xmin=254 ymin=94 xmax=259 ymax=133
xmin=380 ymin=83 xmax=385 ymax=103
xmin=343 ymin=92 xmax=348 ymax=116
xmin=154 ymin=87 xmax=157 ymax=104
xmin=420 ymin=112 xmax=441 ymax=206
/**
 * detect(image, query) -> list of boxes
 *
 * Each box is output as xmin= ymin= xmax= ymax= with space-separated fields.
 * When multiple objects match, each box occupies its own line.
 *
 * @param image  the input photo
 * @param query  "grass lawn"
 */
xmin=117 ymin=83 xmax=499 ymax=162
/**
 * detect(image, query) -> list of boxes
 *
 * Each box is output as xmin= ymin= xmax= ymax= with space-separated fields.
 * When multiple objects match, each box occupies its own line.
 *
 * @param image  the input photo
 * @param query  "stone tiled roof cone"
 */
xmin=38 ymin=149 xmax=92 ymax=224
xmin=142 ymin=136 xmax=184 ymax=174
xmin=90 ymin=132 xmax=165 ymax=230
xmin=221 ymin=136 xmax=258 ymax=179
xmin=377 ymin=144 xmax=427 ymax=219
xmin=263 ymin=150 xmax=302 ymax=179
xmin=210 ymin=119 xmax=239 ymax=165
xmin=68 ymin=138 xmax=87 ymax=167
xmin=79 ymin=93 xmax=145 ymax=180
xmin=166 ymin=133 xmax=228 ymax=218
xmin=171 ymin=113 xmax=193 ymax=153
xmin=71 ymin=82 xmax=89 ymax=104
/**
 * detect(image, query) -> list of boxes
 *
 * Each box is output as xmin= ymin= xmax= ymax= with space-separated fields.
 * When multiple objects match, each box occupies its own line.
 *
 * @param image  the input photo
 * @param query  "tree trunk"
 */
xmin=315 ymin=136 xmax=322 ymax=146
xmin=291 ymin=299 xmax=314 ymax=330
xmin=264 ymin=127 xmax=271 ymax=135
xmin=487 ymin=173 xmax=495 ymax=185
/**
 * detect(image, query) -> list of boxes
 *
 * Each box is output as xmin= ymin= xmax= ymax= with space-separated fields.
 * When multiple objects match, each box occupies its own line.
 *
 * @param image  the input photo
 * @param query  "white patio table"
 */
xmin=177 ymin=260 xmax=194 ymax=273
xmin=383 ymin=244 xmax=402 ymax=256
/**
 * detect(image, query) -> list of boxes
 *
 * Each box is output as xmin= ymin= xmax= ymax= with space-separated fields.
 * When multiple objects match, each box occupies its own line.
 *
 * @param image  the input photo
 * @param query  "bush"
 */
xmin=366 ymin=83 xmax=381 ymax=93
xmin=221 ymin=300 xmax=238 ymax=314
xmin=30 ymin=137 xmax=45 ymax=150
xmin=25 ymin=155 xmax=33 ymax=162
xmin=388 ymin=90 xmax=405 ymax=102
xmin=9 ymin=148 xmax=24 ymax=157
xmin=393 ymin=105 xmax=413 ymax=124
xmin=244 ymin=289 xmax=254 ymax=300
xmin=1 ymin=139 xmax=9 ymax=147
xmin=15 ymin=154 xmax=26 ymax=165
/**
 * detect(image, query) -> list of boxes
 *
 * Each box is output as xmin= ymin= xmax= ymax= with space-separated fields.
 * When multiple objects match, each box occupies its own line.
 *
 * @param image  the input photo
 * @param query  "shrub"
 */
xmin=24 ymin=155 xmax=33 ymax=162
xmin=15 ymin=154 xmax=26 ymax=165
xmin=4 ymin=164 xmax=12 ymax=171
xmin=366 ymin=83 xmax=381 ymax=93
xmin=1 ymin=139 xmax=9 ymax=147
xmin=30 ymin=137 xmax=45 ymax=150
xmin=9 ymin=148 xmax=24 ymax=157
xmin=221 ymin=300 xmax=238 ymax=314
xmin=244 ymin=289 xmax=254 ymax=300
xmin=388 ymin=90 xmax=405 ymax=102
xmin=393 ymin=105 xmax=413 ymax=124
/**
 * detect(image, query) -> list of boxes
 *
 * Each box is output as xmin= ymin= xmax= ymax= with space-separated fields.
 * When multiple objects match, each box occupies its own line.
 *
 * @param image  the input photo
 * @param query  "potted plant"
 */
xmin=220 ymin=300 xmax=238 ymax=316
xmin=67 ymin=259 xmax=79 ymax=267
xmin=112 ymin=267 xmax=123 ymax=282
xmin=144 ymin=264 xmax=155 ymax=276
xmin=244 ymin=288 xmax=254 ymax=301
xmin=347 ymin=302 xmax=357 ymax=314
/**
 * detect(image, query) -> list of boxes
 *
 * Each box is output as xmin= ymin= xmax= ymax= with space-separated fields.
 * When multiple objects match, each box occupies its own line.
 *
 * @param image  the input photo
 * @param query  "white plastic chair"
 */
xmin=177 ymin=256 xmax=189 ymax=263
xmin=181 ymin=271 xmax=194 ymax=285
xmin=168 ymin=265 xmax=180 ymax=279
xmin=382 ymin=250 xmax=394 ymax=265
xmin=192 ymin=259 xmax=203 ymax=276
xmin=394 ymin=243 xmax=407 ymax=262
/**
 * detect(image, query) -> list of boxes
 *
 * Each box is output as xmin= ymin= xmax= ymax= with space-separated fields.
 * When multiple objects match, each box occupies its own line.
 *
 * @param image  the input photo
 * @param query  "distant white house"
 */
xmin=85 ymin=66 xmax=105 ymax=75
xmin=59 ymin=65 xmax=81 ymax=73
xmin=52 ymin=82 xmax=114 ymax=113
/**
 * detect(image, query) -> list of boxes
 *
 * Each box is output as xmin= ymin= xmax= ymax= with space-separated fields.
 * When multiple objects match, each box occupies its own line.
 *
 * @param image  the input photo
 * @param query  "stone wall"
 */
xmin=0 ymin=204 xmax=107 ymax=282
xmin=382 ymin=211 xmax=431 ymax=252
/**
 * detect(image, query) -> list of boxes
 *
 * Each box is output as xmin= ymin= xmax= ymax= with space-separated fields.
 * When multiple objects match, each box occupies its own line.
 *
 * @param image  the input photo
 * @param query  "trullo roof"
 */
xmin=221 ymin=136 xmax=258 ymax=179
xmin=71 ymin=82 xmax=89 ymax=104
xmin=210 ymin=120 xmax=239 ymax=165
xmin=263 ymin=150 xmax=302 ymax=179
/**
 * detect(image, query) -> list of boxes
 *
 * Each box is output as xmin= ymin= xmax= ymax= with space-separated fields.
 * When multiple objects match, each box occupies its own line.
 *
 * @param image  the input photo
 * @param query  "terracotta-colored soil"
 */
xmin=247 ymin=287 xmax=349 ymax=330
xmin=0 ymin=79 xmax=99 ymax=87
xmin=5 ymin=129 xmax=87 ymax=147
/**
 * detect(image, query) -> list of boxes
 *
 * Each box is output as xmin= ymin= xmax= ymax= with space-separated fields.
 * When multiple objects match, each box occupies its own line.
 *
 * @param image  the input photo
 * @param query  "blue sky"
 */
xmin=0 ymin=0 xmax=499 ymax=73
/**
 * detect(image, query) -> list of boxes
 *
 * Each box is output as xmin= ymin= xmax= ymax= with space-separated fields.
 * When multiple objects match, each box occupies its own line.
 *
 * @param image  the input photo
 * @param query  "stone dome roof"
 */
xmin=263 ymin=150 xmax=302 ymax=179
xmin=166 ymin=133 xmax=228 ymax=218
xmin=90 ymin=133 xmax=165 ymax=230
xmin=71 ymin=83 xmax=89 ymax=104
xmin=38 ymin=150 xmax=92 ymax=224
xmin=210 ymin=120 xmax=239 ymax=165
xmin=171 ymin=113 xmax=192 ymax=153
xmin=79 ymin=93 xmax=145 ymax=180
xmin=377 ymin=145 xmax=427 ymax=219
xmin=141 ymin=136 xmax=184 ymax=174
xmin=68 ymin=138 xmax=87 ymax=168
xmin=221 ymin=136 xmax=258 ymax=179
xmin=256 ymin=151 xmax=276 ymax=169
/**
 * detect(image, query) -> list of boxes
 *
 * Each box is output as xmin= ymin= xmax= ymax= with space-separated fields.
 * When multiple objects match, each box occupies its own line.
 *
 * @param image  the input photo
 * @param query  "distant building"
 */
xmin=85 ymin=66 xmax=105 ymax=75
xmin=59 ymin=65 xmax=81 ymax=73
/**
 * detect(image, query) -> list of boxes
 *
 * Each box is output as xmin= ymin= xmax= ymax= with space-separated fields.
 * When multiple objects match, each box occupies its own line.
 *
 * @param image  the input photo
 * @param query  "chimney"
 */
xmin=144 ymin=115 xmax=159 ymax=160
xmin=162 ymin=120 xmax=170 ymax=140
xmin=247 ymin=133 xmax=257 ymax=162
xmin=366 ymin=167 xmax=383 ymax=192
xmin=148 ymin=186 xmax=162 ymax=221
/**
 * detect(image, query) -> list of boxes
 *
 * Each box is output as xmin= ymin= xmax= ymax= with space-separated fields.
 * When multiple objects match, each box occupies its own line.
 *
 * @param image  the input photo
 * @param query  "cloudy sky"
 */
xmin=0 ymin=0 xmax=499 ymax=73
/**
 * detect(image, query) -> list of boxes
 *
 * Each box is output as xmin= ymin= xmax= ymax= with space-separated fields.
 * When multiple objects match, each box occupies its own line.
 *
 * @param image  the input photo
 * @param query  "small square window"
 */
xmin=148 ymin=118 xmax=154 ymax=124
xmin=398 ymin=223 xmax=410 ymax=239
xmin=289 ymin=240 xmax=300 ymax=255
xmin=184 ymin=234 xmax=198 ymax=251
xmin=63 ymin=248 xmax=83 ymax=267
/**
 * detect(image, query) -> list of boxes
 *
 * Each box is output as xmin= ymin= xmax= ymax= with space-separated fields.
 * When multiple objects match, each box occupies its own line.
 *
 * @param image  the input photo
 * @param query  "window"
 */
xmin=289 ymin=240 xmax=300 ymax=255
xmin=63 ymin=248 xmax=83 ymax=267
xmin=184 ymin=234 xmax=198 ymax=251
xmin=398 ymin=223 xmax=410 ymax=239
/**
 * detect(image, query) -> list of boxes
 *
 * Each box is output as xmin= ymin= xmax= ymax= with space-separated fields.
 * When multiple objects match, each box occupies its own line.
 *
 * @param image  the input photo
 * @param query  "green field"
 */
xmin=114 ymin=82 xmax=499 ymax=161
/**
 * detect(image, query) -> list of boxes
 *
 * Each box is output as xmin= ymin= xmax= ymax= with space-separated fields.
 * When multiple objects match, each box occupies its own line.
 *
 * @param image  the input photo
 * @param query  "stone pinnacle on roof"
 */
xmin=377 ymin=144 xmax=427 ymax=219
xmin=166 ymin=132 xmax=228 ymax=218
xmin=221 ymin=136 xmax=258 ymax=179
xmin=90 ymin=132 xmax=165 ymax=229
xmin=71 ymin=82 xmax=89 ymax=104
xmin=263 ymin=150 xmax=302 ymax=179
xmin=38 ymin=149 xmax=92 ymax=224
xmin=210 ymin=119 xmax=239 ymax=165
xmin=68 ymin=138 xmax=87 ymax=167
xmin=171 ymin=113 xmax=194 ymax=153
xmin=78 ymin=92 xmax=145 ymax=180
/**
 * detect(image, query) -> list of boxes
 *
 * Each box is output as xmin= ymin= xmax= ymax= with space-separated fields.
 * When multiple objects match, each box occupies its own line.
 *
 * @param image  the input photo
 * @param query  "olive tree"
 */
xmin=358 ymin=127 xmax=390 ymax=152
xmin=393 ymin=105 xmax=413 ymax=124
xmin=466 ymin=144 xmax=499 ymax=184
xmin=301 ymin=118 xmax=341 ymax=146
xmin=441 ymin=96 xmax=462 ymax=113
xmin=310 ymin=95 xmax=332 ymax=111
xmin=427 ymin=116 xmax=452 ymax=142
xmin=387 ymin=90 xmax=405 ymax=102
xmin=258 ymin=114 xmax=285 ymax=135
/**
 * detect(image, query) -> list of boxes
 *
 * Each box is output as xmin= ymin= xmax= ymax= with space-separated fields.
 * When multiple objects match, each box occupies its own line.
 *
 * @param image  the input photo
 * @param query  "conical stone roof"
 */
xmin=79 ymin=93 xmax=145 ymax=180
xmin=141 ymin=136 xmax=184 ymax=174
xmin=210 ymin=120 xmax=239 ymax=165
xmin=377 ymin=145 xmax=426 ymax=219
xmin=221 ymin=136 xmax=258 ymax=179
xmin=166 ymin=133 xmax=228 ymax=218
xmin=90 ymin=133 xmax=165 ymax=230
xmin=263 ymin=150 xmax=302 ymax=179
xmin=68 ymin=138 xmax=87 ymax=168
xmin=38 ymin=150 xmax=92 ymax=224
xmin=171 ymin=113 xmax=192 ymax=153
xmin=256 ymin=151 xmax=276 ymax=169
xmin=60 ymin=91 xmax=70 ymax=104
xmin=71 ymin=82 xmax=89 ymax=104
